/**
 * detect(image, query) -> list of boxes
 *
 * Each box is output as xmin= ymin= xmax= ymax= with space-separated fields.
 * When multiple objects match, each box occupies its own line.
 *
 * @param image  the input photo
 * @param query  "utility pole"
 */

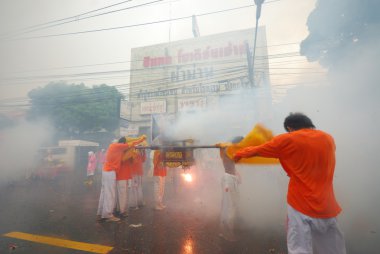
xmin=251 ymin=0 xmax=265 ymax=87
xmin=192 ymin=15 xmax=200 ymax=38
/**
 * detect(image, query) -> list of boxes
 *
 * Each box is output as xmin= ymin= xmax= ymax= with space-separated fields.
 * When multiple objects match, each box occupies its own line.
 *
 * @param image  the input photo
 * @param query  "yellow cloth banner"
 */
xmin=225 ymin=123 xmax=279 ymax=164
xmin=122 ymin=135 xmax=148 ymax=161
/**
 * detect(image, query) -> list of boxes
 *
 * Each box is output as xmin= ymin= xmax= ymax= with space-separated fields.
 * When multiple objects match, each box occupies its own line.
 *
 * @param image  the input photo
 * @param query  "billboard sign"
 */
xmin=140 ymin=100 xmax=166 ymax=114
xmin=130 ymin=27 xmax=269 ymax=104
xmin=177 ymin=97 xmax=207 ymax=112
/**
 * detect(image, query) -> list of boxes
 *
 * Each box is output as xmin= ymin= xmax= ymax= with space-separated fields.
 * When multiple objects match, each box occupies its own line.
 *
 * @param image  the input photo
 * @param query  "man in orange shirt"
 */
xmin=234 ymin=113 xmax=346 ymax=254
xmin=115 ymin=152 xmax=133 ymax=218
xmin=153 ymin=150 xmax=167 ymax=210
xmin=97 ymin=136 xmax=145 ymax=222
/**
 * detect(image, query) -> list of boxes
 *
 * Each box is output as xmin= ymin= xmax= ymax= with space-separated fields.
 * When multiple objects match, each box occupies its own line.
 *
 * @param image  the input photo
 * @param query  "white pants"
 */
xmin=154 ymin=176 xmax=165 ymax=206
xmin=220 ymin=173 xmax=239 ymax=238
xmin=129 ymin=175 xmax=144 ymax=207
xmin=287 ymin=205 xmax=346 ymax=254
xmin=116 ymin=180 xmax=128 ymax=214
xmin=97 ymin=171 xmax=116 ymax=218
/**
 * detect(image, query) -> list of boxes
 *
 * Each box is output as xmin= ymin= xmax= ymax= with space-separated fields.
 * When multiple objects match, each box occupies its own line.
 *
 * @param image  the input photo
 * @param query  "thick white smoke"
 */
xmin=270 ymin=38 xmax=380 ymax=251
xmin=157 ymin=91 xmax=288 ymax=230
xmin=155 ymin=38 xmax=380 ymax=252
xmin=0 ymin=120 xmax=54 ymax=185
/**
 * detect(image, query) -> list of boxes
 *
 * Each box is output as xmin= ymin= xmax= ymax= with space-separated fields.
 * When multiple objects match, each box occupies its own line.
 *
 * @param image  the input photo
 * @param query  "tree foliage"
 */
xmin=300 ymin=0 xmax=380 ymax=68
xmin=27 ymin=82 xmax=123 ymax=135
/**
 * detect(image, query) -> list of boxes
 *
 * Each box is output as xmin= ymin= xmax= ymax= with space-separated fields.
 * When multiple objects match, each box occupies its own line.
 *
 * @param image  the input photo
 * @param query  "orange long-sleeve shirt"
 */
xmin=117 ymin=160 xmax=132 ymax=180
xmin=235 ymin=128 xmax=342 ymax=218
xmin=153 ymin=150 xmax=167 ymax=177
xmin=103 ymin=143 xmax=132 ymax=173
xmin=103 ymin=138 xmax=146 ymax=173
xmin=131 ymin=150 xmax=146 ymax=176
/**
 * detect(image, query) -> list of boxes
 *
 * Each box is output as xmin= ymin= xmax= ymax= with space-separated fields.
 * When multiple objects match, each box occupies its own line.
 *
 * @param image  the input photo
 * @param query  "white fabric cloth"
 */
xmin=220 ymin=172 xmax=239 ymax=239
xmin=129 ymin=175 xmax=144 ymax=207
xmin=154 ymin=176 xmax=165 ymax=206
xmin=287 ymin=205 xmax=346 ymax=254
xmin=97 ymin=170 xmax=116 ymax=218
xmin=116 ymin=180 xmax=128 ymax=214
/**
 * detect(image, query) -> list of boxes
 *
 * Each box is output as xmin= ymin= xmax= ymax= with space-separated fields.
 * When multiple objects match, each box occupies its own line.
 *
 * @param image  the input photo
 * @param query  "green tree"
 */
xmin=27 ymin=82 xmax=123 ymax=136
xmin=300 ymin=0 xmax=380 ymax=69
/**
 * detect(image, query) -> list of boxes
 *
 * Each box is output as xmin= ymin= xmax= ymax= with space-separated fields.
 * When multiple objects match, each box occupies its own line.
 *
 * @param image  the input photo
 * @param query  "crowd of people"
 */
xmin=90 ymin=112 xmax=346 ymax=254
xmin=92 ymin=134 xmax=171 ymax=222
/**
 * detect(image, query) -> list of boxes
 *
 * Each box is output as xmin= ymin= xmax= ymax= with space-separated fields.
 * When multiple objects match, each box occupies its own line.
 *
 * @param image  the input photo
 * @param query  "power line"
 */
xmin=0 ymin=63 xmax=325 ymax=101
xmin=9 ymin=0 xmax=283 ymax=40
xmin=3 ymin=0 xmax=187 ymax=40
xmin=0 ymin=66 xmax=249 ymax=104
xmin=0 ymin=51 xmax=304 ymax=83
xmin=3 ymin=42 xmax=302 ymax=76
xmin=0 ymin=57 xmax=247 ymax=82
xmin=0 ymin=42 xmax=300 ymax=74
xmin=0 ymin=71 xmax=250 ymax=107
xmin=3 ymin=0 xmax=165 ymax=39
xmin=2 ymin=68 xmax=247 ymax=104
xmin=0 ymin=63 xmax=320 ymax=87
xmin=0 ymin=65 xmax=324 ymax=106
xmin=0 ymin=77 xmax=326 ymax=110
xmin=0 ymin=69 xmax=326 ymax=107
xmin=6 ymin=1 xmax=135 ymax=33
xmin=0 ymin=76 xmax=328 ymax=109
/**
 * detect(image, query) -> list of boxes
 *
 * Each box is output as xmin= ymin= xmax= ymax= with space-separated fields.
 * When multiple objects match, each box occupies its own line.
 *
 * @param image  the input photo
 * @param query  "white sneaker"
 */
xmin=155 ymin=205 xmax=164 ymax=210
xmin=160 ymin=204 xmax=166 ymax=209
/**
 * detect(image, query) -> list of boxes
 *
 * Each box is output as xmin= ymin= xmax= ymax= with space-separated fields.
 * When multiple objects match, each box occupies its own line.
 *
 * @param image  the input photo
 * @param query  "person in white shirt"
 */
xmin=218 ymin=136 xmax=243 ymax=241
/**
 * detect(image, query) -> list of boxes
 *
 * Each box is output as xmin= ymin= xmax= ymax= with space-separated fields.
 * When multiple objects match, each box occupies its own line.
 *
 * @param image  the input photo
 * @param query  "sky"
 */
xmin=0 ymin=0 xmax=323 ymax=106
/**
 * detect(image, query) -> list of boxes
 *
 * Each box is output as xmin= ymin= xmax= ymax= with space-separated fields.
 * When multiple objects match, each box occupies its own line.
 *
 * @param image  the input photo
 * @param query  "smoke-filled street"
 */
xmin=0 ymin=168 xmax=287 ymax=254
xmin=1 ymin=156 xmax=380 ymax=254
xmin=1 ymin=0 xmax=380 ymax=254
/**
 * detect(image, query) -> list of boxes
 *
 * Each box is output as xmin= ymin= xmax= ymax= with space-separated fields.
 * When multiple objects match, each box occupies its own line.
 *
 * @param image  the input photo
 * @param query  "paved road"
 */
xmin=0 ymin=169 xmax=288 ymax=254
xmin=3 ymin=166 xmax=379 ymax=254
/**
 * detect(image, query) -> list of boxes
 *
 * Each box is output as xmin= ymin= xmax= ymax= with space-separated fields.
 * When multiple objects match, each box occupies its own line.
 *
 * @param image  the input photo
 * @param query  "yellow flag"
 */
xmin=122 ymin=135 xmax=148 ymax=161
xmin=226 ymin=123 xmax=279 ymax=164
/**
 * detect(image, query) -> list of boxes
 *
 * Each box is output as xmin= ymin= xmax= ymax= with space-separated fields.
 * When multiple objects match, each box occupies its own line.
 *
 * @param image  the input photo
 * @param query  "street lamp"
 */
xmin=251 ymin=0 xmax=265 ymax=87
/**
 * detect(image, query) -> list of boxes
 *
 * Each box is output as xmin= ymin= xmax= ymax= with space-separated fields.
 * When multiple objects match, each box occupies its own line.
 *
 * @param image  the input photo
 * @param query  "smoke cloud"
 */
xmin=0 ymin=120 xmax=54 ymax=185
xmin=156 ymin=90 xmax=288 ymax=230
xmin=156 ymin=37 xmax=380 ymax=252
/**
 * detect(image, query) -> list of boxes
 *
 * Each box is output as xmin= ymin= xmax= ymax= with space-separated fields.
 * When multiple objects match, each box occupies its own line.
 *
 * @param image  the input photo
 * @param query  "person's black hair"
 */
xmin=230 ymin=136 xmax=244 ymax=144
xmin=283 ymin=112 xmax=315 ymax=132
xmin=118 ymin=137 xmax=126 ymax=143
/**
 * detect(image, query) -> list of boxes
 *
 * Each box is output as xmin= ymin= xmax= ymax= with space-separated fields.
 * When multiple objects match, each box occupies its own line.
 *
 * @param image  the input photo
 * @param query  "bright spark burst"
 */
xmin=182 ymin=173 xmax=193 ymax=182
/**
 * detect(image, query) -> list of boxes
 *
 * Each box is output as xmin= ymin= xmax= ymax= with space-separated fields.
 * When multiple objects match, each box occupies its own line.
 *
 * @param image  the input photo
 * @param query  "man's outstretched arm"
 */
xmin=233 ymin=139 xmax=280 ymax=162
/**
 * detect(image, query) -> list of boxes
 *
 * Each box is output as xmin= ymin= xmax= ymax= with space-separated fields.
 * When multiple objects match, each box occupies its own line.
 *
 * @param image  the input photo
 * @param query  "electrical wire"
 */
xmin=0 ymin=66 xmax=249 ymax=104
xmin=2 ymin=41 xmax=302 ymax=76
xmin=1 ymin=0 xmax=184 ymax=39
xmin=3 ymin=0 xmax=165 ymax=39
xmin=8 ymin=0 xmax=284 ymax=41
xmin=0 ymin=71 xmax=326 ymax=108
xmin=0 ymin=62 xmax=325 ymax=105
xmin=0 ymin=51 xmax=305 ymax=83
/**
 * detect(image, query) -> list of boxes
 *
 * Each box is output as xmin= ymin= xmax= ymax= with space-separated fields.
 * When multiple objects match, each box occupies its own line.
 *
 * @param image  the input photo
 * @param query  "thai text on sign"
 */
xmin=140 ymin=100 xmax=166 ymax=114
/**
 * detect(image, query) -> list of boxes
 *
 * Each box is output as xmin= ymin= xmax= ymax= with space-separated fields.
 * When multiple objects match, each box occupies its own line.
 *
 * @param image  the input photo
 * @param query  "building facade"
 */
xmin=121 ymin=27 xmax=271 ymax=140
